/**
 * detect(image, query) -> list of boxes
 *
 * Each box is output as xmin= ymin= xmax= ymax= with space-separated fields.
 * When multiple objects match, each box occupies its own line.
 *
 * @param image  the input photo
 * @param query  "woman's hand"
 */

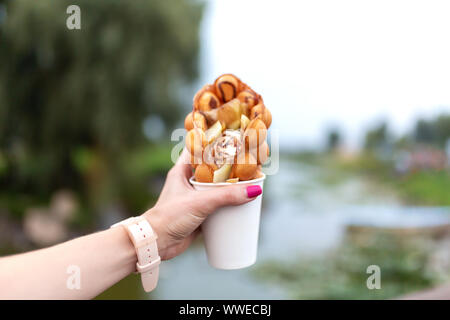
xmin=142 ymin=149 xmax=262 ymax=260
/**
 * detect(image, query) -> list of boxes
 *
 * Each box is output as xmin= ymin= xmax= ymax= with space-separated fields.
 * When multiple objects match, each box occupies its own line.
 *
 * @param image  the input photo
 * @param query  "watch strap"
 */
xmin=111 ymin=216 xmax=160 ymax=292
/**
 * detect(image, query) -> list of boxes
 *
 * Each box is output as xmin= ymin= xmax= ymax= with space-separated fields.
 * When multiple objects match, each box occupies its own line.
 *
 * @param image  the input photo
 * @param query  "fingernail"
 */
xmin=246 ymin=185 xmax=262 ymax=198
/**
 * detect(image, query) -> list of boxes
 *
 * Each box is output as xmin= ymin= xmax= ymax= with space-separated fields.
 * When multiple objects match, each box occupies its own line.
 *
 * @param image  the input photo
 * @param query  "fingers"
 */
xmin=176 ymin=147 xmax=191 ymax=166
xmin=191 ymin=185 xmax=262 ymax=217
xmin=174 ymin=148 xmax=193 ymax=180
xmin=165 ymin=148 xmax=193 ymax=189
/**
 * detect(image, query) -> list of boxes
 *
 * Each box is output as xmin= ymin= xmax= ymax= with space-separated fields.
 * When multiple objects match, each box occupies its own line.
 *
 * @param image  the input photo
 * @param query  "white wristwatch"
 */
xmin=111 ymin=216 xmax=161 ymax=292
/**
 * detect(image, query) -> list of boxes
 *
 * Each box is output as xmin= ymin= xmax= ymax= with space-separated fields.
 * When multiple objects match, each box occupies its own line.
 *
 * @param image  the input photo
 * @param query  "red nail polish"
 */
xmin=246 ymin=185 xmax=262 ymax=198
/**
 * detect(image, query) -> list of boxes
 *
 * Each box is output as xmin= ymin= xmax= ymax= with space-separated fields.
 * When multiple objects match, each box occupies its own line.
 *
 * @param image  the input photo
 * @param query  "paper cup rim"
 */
xmin=189 ymin=173 xmax=266 ymax=187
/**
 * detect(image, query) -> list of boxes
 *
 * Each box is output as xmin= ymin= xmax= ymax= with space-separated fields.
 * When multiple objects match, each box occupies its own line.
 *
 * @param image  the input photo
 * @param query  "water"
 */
xmin=151 ymin=157 xmax=450 ymax=299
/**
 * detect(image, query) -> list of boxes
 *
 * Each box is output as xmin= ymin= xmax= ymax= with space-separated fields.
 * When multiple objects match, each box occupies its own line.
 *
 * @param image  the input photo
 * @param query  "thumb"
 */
xmin=192 ymin=184 xmax=263 ymax=217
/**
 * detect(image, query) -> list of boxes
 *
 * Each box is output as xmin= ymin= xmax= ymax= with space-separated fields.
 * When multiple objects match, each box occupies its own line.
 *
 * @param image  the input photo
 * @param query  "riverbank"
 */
xmin=288 ymin=151 xmax=450 ymax=207
xmin=339 ymin=153 xmax=450 ymax=206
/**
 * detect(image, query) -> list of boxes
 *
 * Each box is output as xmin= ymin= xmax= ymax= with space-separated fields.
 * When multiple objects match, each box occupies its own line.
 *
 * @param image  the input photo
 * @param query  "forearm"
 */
xmin=0 ymin=226 xmax=136 ymax=299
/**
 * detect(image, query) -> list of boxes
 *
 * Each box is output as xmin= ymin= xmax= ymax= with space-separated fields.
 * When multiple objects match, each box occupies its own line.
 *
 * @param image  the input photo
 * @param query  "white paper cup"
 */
xmin=189 ymin=174 xmax=266 ymax=270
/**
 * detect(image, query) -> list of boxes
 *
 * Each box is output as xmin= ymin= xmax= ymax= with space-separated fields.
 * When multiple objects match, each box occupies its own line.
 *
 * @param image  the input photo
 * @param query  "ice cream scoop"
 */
xmin=212 ymin=130 xmax=242 ymax=166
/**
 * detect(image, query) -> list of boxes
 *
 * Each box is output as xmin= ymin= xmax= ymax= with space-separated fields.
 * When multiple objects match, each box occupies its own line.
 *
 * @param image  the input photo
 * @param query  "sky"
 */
xmin=198 ymin=0 xmax=450 ymax=150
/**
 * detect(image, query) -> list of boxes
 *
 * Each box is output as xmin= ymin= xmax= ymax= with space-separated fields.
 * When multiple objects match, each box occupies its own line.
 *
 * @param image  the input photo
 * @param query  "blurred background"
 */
xmin=1 ymin=0 xmax=450 ymax=299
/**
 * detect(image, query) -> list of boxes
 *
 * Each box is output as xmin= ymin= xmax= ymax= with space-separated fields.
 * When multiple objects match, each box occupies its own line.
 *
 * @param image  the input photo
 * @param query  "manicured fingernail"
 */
xmin=246 ymin=185 xmax=262 ymax=198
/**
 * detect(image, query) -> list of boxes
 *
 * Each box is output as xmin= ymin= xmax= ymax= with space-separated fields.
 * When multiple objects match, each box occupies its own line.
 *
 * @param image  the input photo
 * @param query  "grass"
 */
xmin=394 ymin=171 xmax=450 ymax=206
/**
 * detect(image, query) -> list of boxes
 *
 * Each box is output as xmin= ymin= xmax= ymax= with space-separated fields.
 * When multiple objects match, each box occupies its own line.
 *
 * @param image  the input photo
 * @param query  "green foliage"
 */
xmin=364 ymin=122 xmax=390 ymax=151
xmin=334 ymin=112 xmax=450 ymax=206
xmin=333 ymin=152 xmax=450 ymax=206
xmin=0 ymin=0 xmax=203 ymax=218
xmin=253 ymin=234 xmax=438 ymax=299
xmin=117 ymin=144 xmax=175 ymax=214
xmin=413 ymin=114 xmax=450 ymax=147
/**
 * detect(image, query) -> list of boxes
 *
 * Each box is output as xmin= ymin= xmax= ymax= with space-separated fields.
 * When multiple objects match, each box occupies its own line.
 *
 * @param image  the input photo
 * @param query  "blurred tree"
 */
xmin=394 ymin=134 xmax=413 ymax=149
xmin=435 ymin=115 xmax=450 ymax=147
xmin=326 ymin=128 xmax=341 ymax=152
xmin=0 ymin=0 xmax=203 ymax=217
xmin=364 ymin=122 xmax=389 ymax=151
xmin=414 ymin=119 xmax=436 ymax=145
xmin=413 ymin=114 xmax=450 ymax=148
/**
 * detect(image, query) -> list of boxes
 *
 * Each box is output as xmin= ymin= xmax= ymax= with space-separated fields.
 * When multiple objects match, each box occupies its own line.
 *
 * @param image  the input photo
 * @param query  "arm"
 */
xmin=0 ymin=227 xmax=136 ymax=299
xmin=0 ymin=149 xmax=261 ymax=299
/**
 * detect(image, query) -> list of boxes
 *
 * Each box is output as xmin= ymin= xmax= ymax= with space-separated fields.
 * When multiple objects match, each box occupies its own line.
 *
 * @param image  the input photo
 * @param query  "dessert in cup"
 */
xmin=185 ymin=74 xmax=272 ymax=269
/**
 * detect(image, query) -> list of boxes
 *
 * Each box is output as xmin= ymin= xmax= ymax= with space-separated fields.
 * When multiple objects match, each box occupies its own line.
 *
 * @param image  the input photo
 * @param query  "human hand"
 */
xmin=142 ymin=149 xmax=262 ymax=260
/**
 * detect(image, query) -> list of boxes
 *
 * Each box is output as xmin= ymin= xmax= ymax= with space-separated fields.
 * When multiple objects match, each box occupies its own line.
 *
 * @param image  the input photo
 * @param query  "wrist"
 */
xmin=141 ymin=208 xmax=170 ymax=260
xmin=108 ymin=225 xmax=138 ymax=274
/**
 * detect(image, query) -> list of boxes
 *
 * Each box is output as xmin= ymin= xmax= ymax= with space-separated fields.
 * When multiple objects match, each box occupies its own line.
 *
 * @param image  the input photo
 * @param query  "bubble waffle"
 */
xmin=184 ymin=74 xmax=271 ymax=183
